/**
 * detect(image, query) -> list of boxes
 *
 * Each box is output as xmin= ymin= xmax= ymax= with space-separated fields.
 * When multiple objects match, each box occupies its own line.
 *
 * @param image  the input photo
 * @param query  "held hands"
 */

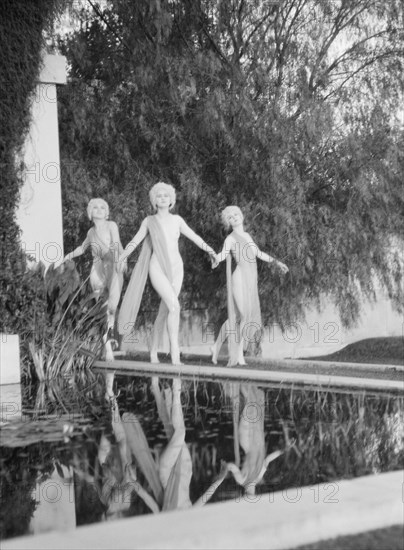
xmin=209 ymin=252 xmax=219 ymax=269
xmin=117 ymin=255 xmax=128 ymax=273
xmin=203 ymin=244 xmax=219 ymax=269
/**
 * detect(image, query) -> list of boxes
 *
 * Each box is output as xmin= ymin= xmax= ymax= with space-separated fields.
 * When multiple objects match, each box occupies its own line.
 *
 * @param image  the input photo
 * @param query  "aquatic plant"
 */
xmin=22 ymin=260 xmax=107 ymax=383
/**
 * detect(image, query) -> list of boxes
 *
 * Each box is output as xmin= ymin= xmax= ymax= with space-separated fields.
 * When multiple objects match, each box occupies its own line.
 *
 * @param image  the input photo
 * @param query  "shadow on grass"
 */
xmin=303 ymin=337 xmax=403 ymax=366
xmin=123 ymin=337 xmax=403 ymax=367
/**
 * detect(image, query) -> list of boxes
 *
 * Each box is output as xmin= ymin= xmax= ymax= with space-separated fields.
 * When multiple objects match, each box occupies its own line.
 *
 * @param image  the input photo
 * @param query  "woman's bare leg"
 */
xmin=90 ymin=264 xmax=115 ymax=361
xmin=170 ymin=378 xmax=184 ymax=430
xmin=90 ymin=264 xmax=105 ymax=298
xmin=211 ymin=320 xmax=228 ymax=364
xmin=158 ymin=378 xmax=186 ymax=487
xmin=231 ymin=269 xmax=246 ymax=365
xmin=149 ymin=258 xmax=182 ymax=365
xmin=107 ymin=271 xmax=123 ymax=330
xmin=150 ymin=302 xmax=168 ymax=363
xmin=105 ymin=372 xmax=115 ymax=398
xmin=151 ymin=376 xmax=173 ymax=438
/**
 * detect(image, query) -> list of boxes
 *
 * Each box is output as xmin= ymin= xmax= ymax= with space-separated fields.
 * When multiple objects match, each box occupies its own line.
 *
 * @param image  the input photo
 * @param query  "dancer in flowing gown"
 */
xmin=211 ymin=206 xmax=288 ymax=366
xmin=117 ymin=182 xmax=216 ymax=365
xmin=224 ymin=383 xmax=286 ymax=496
xmin=63 ymin=198 xmax=125 ymax=360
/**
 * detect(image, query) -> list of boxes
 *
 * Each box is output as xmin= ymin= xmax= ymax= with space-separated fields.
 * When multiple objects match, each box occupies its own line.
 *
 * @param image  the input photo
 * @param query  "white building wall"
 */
xmin=16 ymin=54 xmax=66 ymax=267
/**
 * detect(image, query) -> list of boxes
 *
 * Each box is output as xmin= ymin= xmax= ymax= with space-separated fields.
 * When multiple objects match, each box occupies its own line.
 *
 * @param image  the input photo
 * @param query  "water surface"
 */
xmin=1 ymin=372 xmax=403 ymax=541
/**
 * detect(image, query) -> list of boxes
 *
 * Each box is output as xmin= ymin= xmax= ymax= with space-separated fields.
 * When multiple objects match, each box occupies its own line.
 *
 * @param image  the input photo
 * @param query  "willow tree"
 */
xmin=57 ymin=0 xmax=404 ymax=330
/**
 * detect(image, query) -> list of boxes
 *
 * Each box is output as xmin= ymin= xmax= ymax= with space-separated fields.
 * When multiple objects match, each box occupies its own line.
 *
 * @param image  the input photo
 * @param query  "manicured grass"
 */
xmin=123 ymin=337 xmax=403 ymax=367
xmin=121 ymin=337 xmax=403 ymax=382
xmin=292 ymin=524 xmax=403 ymax=550
xmin=305 ymin=337 xmax=403 ymax=366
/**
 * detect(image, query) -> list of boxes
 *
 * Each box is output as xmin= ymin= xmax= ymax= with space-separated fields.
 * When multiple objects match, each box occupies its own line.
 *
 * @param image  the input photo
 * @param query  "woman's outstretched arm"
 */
xmin=226 ymin=462 xmax=245 ymax=485
xmin=64 ymin=245 xmax=85 ymax=262
xmin=117 ymin=218 xmax=149 ymax=271
xmin=193 ymin=461 xmax=229 ymax=507
xmin=178 ymin=216 xmax=216 ymax=256
xmin=63 ymin=231 xmax=92 ymax=262
xmin=256 ymin=247 xmax=288 ymax=273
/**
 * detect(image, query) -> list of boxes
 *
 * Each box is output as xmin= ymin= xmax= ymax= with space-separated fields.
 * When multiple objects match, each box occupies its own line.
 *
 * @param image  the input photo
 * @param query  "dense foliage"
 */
xmin=56 ymin=0 xmax=403 ymax=329
xmin=2 ymin=258 xmax=106 ymax=382
xmin=27 ymin=261 xmax=107 ymax=382
xmin=0 ymin=0 xmax=64 ymax=334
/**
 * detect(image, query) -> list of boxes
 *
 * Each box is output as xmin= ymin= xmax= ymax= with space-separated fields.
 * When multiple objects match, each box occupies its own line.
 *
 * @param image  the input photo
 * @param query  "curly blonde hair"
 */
xmin=149 ymin=182 xmax=176 ymax=210
xmin=87 ymin=198 xmax=110 ymax=220
xmin=221 ymin=206 xmax=243 ymax=230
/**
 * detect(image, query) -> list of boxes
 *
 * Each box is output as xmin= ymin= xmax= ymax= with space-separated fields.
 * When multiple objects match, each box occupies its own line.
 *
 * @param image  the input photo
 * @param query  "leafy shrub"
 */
xmin=19 ymin=260 xmax=107 ymax=382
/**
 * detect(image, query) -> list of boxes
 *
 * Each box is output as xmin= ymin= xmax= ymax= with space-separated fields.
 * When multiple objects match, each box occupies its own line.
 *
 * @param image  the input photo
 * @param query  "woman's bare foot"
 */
xmin=104 ymin=389 xmax=119 ymax=409
xmin=103 ymin=329 xmax=115 ymax=362
xmin=171 ymin=344 xmax=183 ymax=366
xmin=151 ymin=376 xmax=160 ymax=396
xmin=210 ymin=345 xmax=218 ymax=365
xmin=150 ymin=351 xmax=160 ymax=364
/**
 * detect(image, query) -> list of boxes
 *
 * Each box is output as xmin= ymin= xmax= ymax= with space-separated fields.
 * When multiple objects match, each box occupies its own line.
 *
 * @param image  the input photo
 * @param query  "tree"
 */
xmin=57 ymin=0 xmax=404 ymax=332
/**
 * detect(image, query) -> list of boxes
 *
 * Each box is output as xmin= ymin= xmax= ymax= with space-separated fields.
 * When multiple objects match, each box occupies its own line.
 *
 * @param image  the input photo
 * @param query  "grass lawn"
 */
xmin=291 ymin=524 xmax=403 ymax=550
xmin=304 ymin=336 xmax=403 ymax=366
xmin=121 ymin=337 xmax=403 ymax=381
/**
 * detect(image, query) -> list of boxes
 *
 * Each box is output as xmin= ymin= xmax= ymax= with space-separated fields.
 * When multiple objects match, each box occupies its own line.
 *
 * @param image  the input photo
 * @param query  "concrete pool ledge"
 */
xmin=3 ymin=470 xmax=403 ymax=550
xmin=93 ymin=359 xmax=404 ymax=392
xmin=251 ymin=356 xmax=404 ymax=373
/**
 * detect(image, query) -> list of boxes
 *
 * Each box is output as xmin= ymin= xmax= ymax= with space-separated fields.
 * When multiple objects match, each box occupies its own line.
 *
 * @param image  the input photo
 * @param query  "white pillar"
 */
xmin=1 ymin=54 xmax=67 ymax=388
xmin=16 ymin=53 xmax=67 ymax=267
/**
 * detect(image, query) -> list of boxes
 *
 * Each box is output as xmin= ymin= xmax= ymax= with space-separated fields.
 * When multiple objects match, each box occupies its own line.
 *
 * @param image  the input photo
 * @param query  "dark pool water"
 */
xmin=1 ymin=371 xmax=403 ymax=541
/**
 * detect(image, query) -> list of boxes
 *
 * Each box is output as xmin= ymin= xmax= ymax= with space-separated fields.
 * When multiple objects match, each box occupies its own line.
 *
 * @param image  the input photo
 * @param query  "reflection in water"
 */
xmin=0 ymin=443 xmax=78 ymax=539
xmin=28 ymin=464 xmax=76 ymax=535
xmin=0 ymin=374 xmax=403 ymax=540
xmin=223 ymin=383 xmax=288 ymax=496
xmin=93 ymin=374 xmax=228 ymax=519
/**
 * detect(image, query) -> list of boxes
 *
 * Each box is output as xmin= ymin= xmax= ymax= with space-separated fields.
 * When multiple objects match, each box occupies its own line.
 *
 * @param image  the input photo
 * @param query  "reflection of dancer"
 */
xmin=225 ymin=383 xmax=285 ymax=496
xmin=150 ymin=377 xmax=192 ymax=508
xmin=117 ymin=182 xmax=216 ymax=365
xmin=211 ymin=206 xmax=288 ymax=366
xmin=133 ymin=377 xmax=228 ymax=511
xmin=101 ymin=375 xmax=227 ymax=514
xmin=63 ymin=198 xmax=125 ymax=360
xmin=97 ymin=375 xmax=159 ymax=519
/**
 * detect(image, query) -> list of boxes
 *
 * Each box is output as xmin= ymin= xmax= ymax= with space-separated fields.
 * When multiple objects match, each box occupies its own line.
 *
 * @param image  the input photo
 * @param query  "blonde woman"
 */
xmin=63 ymin=198 xmax=125 ymax=360
xmin=211 ymin=206 xmax=288 ymax=366
xmin=118 ymin=182 xmax=216 ymax=365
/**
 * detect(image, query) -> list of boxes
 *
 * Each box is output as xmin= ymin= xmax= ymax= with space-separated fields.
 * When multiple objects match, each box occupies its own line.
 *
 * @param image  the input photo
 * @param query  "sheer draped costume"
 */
xmin=227 ymin=232 xmax=262 ymax=366
xmin=121 ymin=388 xmax=191 ymax=512
xmin=118 ymin=216 xmax=172 ymax=340
xmin=86 ymin=226 xmax=123 ymax=313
